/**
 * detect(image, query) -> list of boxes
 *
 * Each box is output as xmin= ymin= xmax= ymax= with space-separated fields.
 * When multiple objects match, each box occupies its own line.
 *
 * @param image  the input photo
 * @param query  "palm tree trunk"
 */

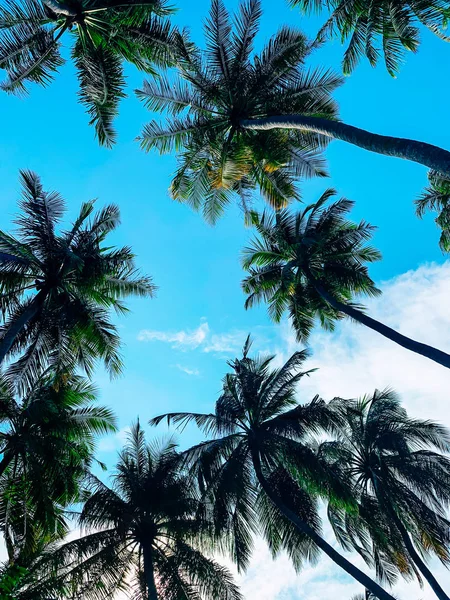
xmin=252 ymin=454 xmax=395 ymax=600
xmin=240 ymin=115 xmax=450 ymax=176
xmin=142 ymin=543 xmax=158 ymax=600
xmin=309 ymin=278 xmax=450 ymax=370
xmin=0 ymin=289 xmax=47 ymax=366
xmin=375 ymin=486 xmax=450 ymax=600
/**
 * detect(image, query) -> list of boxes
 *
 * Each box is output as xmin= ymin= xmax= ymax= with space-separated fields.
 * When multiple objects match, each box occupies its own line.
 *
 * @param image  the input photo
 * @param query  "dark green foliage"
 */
xmin=0 ymin=170 xmax=155 ymax=390
xmin=242 ymin=189 xmax=381 ymax=341
xmin=327 ymin=389 xmax=450 ymax=585
xmin=151 ymin=338 xmax=355 ymax=573
xmin=137 ymin=0 xmax=341 ymax=223
xmin=32 ymin=422 xmax=242 ymax=599
xmin=416 ymin=170 xmax=450 ymax=252
xmin=0 ymin=373 xmax=116 ymax=563
xmin=0 ymin=0 xmax=179 ymax=145
xmin=291 ymin=1 xmax=450 ymax=76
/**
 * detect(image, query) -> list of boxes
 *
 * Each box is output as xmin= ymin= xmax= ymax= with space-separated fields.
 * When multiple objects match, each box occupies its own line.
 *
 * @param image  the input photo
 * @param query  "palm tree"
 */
xmin=328 ymin=389 xmax=450 ymax=600
xmin=0 ymin=372 xmax=116 ymax=561
xmin=151 ymin=337 xmax=398 ymax=600
xmin=0 ymin=170 xmax=155 ymax=391
xmin=137 ymin=0 xmax=450 ymax=223
xmin=416 ymin=170 xmax=450 ymax=252
xmin=35 ymin=421 xmax=242 ymax=600
xmin=242 ymin=189 xmax=450 ymax=369
xmin=0 ymin=0 xmax=179 ymax=146
xmin=290 ymin=1 xmax=450 ymax=76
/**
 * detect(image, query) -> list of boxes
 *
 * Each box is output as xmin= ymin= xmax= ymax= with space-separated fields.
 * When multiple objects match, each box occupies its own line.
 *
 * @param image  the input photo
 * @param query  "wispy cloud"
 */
xmin=138 ymin=319 xmax=247 ymax=356
xmin=175 ymin=364 xmax=200 ymax=376
xmin=138 ymin=321 xmax=209 ymax=349
xmin=97 ymin=427 xmax=130 ymax=453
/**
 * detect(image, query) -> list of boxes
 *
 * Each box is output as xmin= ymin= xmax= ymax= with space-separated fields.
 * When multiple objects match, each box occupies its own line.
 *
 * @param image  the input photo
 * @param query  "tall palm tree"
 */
xmin=33 ymin=421 xmax=242 ymax=600
xmin=0 ymin=372 xmax=116 ymax=561
xmin=0 ymin=170 xmax=155 ymax=391
xmin=290 ymin=1 xmax=450 ymax=76
xmin=0 ymin=0 xmax=179 ymax=146
xmin=328 ymin=389 xmax=450 ymax=600
xmin=151 ymin=338 xmax=398 ymax=600
xmin=137 ymin=0 xmax=450 ymax=223
xmin=416 ymin=170 xmax=450 ymax=252
xmin=242 ymin=189 xmax=450 ymax=369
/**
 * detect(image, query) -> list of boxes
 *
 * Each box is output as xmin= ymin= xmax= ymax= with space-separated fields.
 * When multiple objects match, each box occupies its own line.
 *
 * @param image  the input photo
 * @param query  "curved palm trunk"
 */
xmin=252 ymin=454 xmax=395 ymax=600
xmin=310 ymin=279 xmax=450 ymax=370
xmin=142 ymin=543 xmax=158 ymax=600
xmin=375 ymin=485 xmax=450 ymax=600
xmin=0 ymin=289 xmax=47 ymax=366
xmin=240 ymin=116 xmax=450 ymax=176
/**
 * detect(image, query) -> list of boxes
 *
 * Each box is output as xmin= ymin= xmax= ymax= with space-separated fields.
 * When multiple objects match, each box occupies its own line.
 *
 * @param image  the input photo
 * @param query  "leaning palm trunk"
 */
xmin=0 ymin=289 xmax=47 ymax=366
xmin=374 ymin=484 xmax=450 ymax=600
xmin=240 ymin=116 xmax=450 ymax=176
xmin=309 ymin=278 xmax=450 ymax=370
xmin=252 ymin=453 xmax=396 ymax=600
xmin=143 ymin=543 xmax=159 ymax=600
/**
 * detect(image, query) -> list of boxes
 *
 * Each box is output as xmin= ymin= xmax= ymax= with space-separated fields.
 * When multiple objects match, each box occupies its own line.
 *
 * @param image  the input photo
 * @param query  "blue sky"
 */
xmin=2 ymin=2 xmax=450 ymax=597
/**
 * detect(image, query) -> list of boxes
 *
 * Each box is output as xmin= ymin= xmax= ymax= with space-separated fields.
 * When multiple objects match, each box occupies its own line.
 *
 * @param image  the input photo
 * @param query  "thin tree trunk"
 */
xmin=252 ymin=453 xmax=395 ymax=600
xmin=309 ymin=278 xmax=450 ymax=370
xmin=0 ymin=289 xmax=47 ymax=366
xmin=375 ymin=485 xmax=450 ymax=600
xmin=240 ymin=115 xmax=450 ymax=176
xmin=142 ymin=543 xmax=158 ymax=600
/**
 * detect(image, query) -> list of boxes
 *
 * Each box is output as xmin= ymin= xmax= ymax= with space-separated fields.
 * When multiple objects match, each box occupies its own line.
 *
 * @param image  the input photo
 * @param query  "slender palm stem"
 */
xmin=373 ymin=479 xmax=450 ymax=600
xmin=0 ymin=288 xmax=47 ymax=366
xmin=240 ymin=115 xmax=450 ymax=176
xmin=252 ymin=452 xmax=396 ymax=600
xmin=142 ymin=542 xmax=158 ymax=600
xmin=307 ymin=275 xmax=450 ymax=370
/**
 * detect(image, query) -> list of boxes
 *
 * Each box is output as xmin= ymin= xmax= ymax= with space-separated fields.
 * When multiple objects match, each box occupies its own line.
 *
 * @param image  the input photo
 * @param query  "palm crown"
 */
xmin=0 ymin=373 xmax=116 ymax=563
xmin=151 ymin=338 xmax=354 ymax=573
xmin=137 ymin=0 xmax=342 ymax=223
xmin=327 ymin=389 xmax=450 ymax=593
xmin=0 ymin=0 xmax=178 ymax=146
xmin=292 ymin=1 xmax=450 ymax=76
xmin=416 ymin=170 xmax=450 ymax=252
xmin=0 ymin=170 xmax=155 ymax=391
xmin=37 ymin=422 xmax=242 ymax=600
xmin=242 ymin=189 xmax=381 ymax=341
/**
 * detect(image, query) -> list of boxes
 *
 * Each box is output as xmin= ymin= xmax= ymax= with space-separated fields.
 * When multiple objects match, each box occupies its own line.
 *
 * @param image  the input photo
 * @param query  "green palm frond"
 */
xmin=291 ymin=0 xmax=448 ymax=75
xmin=241 ymin=189 xmax=381 ymax=343
xmin=137 ymin=0 xmax=337 ymax=220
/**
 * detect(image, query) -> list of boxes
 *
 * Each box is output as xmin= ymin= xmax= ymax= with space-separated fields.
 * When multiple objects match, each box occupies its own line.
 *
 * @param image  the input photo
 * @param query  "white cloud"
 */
xmin=175 ymin=364 xmax=200 ymax=376
xmin=138 ymin=319 xmax=247 ymax=356
xmin=236 ymin=261 xmax=450 ymax=600
xmin=137 ymin=321 xmax=210 ymax=349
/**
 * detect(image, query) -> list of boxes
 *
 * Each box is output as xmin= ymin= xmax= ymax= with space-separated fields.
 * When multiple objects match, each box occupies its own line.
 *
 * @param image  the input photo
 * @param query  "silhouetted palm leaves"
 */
xmin=34 ymin=422 xmax=242 ymax=600
xmin=0 ymin=170 xmax=155 ymax=391
xmin=291 ymin=0 xmax=450 ymax=76
xmin=138 ymin=0 xmax=337 ymax=222
xmin=0 ymin=0 xmax=179 ymax=145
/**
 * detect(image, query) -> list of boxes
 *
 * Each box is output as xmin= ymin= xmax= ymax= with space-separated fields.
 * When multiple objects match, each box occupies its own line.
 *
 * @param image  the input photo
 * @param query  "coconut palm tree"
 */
xmin=416 ymin=170 xmax=450 ymax=252
xmin=35 ymin=421 xmax=242 ymax=600
xmin=0 ymin=0 xmax=179 ymax=146
xmin=290 ymin=1 xmax=450 ymax=76
xmin=242 ymin=189 xmax=450 ymax=369
xmin=137 ymin=0 xmax=450 ymax=223
xmin=328 ymin=389 xmax=450 ymax=600
xmin=0 ymin=170 xmax=155 ymax=392
xmin=0 ymin=372 xmax=116 ymax=561
xmin=151 ymin=337 xmax=399 ymax=600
